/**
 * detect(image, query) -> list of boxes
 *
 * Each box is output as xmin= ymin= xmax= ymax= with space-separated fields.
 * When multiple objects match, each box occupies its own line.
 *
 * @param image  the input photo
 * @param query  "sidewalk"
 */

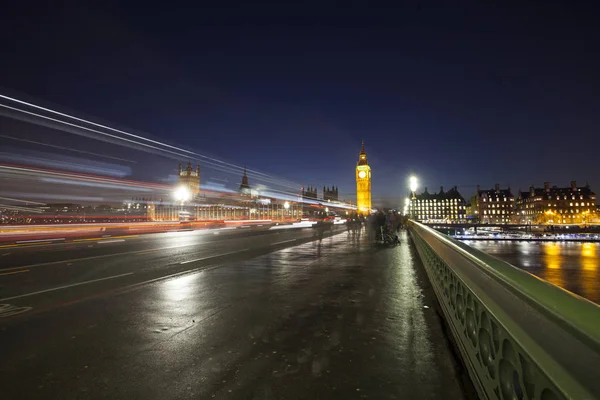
xmin=241 ymin=230 xmax=470 ymax=399
xmin=0 ymin=230 xmax=469 ymax=399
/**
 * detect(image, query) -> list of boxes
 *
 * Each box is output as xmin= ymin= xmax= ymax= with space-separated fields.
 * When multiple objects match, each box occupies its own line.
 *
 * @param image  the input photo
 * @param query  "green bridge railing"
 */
xmin=409 ymin=221 xmax=600 ymax=400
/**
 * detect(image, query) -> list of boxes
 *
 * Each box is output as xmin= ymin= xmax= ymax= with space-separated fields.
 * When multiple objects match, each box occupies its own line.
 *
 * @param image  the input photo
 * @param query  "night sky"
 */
xmin=1 ymin=1 xmax=599 ymax=207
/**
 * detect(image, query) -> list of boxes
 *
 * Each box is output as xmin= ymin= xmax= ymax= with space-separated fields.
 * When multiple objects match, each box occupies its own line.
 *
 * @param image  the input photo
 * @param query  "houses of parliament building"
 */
xmin=134 ymin=161 xmax=354 ymax=222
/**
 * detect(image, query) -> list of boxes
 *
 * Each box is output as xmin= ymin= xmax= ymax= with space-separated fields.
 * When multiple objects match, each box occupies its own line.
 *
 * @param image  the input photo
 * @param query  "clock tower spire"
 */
xmin=356 ymin=141 xmax=371 ymax=214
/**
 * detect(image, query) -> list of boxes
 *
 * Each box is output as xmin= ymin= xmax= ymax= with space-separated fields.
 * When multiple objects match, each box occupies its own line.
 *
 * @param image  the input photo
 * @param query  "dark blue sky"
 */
xmin=1 ymin=1 xmax=599 ymax=206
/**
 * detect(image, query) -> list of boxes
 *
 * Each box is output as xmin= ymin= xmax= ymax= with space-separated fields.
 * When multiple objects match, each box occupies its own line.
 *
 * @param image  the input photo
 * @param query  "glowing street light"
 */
xmin=408 ymin=176 xmax=418 ymax=219
xmin=283 ymin=201 xmax=290 ymax=218
xmin=409 ymin=176 xmax=418 ymax=194
xmin=174 ymin=185 xmax=191 ymax=203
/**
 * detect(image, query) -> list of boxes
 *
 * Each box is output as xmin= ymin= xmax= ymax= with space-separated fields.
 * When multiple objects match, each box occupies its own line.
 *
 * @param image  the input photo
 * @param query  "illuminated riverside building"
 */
xmin=148 ymin=163 xmax=359 ymax=222
xmin=476 ymin=184 xmax=515 ymax=224
xmin=178 ymin=162 xmax=200 ymax=197
xmin=516 ymin=181 xmax=596 ymax=224
xmin=2 ymin=162 xmax=356 ymax=225
xmin=149 ymin=164 xmax=305 ymax=222
xmin=409 ymin=186 xmax=467 ymax=223
xmin=355 ymin=141 xmax=371 ymax=214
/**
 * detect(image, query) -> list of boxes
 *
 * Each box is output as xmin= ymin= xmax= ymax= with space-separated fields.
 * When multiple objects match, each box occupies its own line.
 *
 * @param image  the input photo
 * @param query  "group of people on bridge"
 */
xmin=346 ymin=210 xmax=405 ymax=244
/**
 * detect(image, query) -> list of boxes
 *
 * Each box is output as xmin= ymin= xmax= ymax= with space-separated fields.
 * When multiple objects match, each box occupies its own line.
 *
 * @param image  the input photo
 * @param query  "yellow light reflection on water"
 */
xmin=543 ymin=243 xmax=561 ymax=268
xmin=540 ymin=242 xmax=564 ymax=287
xmin=581 ymin=243 xmax=597 ymax=271
xmin=579 ymin=242 xmax=599 ymax=301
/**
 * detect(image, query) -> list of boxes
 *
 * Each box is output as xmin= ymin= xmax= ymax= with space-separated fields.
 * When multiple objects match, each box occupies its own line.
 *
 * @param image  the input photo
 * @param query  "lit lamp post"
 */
xmin=409 ymin=176 xmax=418 ymax=220
xmin=174 ymin=185 xmax=191 ymax=220
xmin=284 ymin=201 xmax=290 ymax=219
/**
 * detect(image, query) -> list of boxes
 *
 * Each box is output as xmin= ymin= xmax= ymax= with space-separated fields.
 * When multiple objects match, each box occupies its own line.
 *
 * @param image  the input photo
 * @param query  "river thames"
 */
xmin=461 ymin=240 xmax=600 ymax=304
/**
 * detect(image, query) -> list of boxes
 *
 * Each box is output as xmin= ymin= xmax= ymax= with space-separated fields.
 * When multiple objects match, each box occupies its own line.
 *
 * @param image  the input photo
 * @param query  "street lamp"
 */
xmin=409 ymin=176 xmax=418 ymax=196
xmin=174 ymin=186 xmax=191 ymax=203
xmin=284 ymin=201 xmax=290 ymax=219
xmin=173 ymin=185 xmax=191 ymax=221
xmin=408 ymin=176 xmax=418 ymax=219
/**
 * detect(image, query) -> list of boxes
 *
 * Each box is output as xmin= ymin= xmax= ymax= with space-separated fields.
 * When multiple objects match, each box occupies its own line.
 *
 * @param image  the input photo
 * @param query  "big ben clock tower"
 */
xmin=356 ymin=141 xmax=372 ymax=214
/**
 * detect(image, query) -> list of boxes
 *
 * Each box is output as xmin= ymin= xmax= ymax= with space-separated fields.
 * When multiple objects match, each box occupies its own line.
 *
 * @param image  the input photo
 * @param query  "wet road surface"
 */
xmin=0 ymin=225 xmax=343 ymax=311
xmin=0 ymin=230 xmax=468 ymax=399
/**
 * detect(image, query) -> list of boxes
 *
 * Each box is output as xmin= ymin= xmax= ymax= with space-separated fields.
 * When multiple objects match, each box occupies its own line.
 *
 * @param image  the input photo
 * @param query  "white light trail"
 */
xmin=0 ymin=203 xmax=44 ymax=213
xmin=1 ymin=101 xmax=299 ymax=190
xmin=39 ymin=178 xmax=154 ymax=191
xmin=0 ymin=94 xmax=301 ymax=189
xmin=0 ymin=151 xmax=130 ymax=178
xmin=0 ymin=196 xmax=46 ymax=205
xmin=0 ymin=134 xmax=138 ymax=164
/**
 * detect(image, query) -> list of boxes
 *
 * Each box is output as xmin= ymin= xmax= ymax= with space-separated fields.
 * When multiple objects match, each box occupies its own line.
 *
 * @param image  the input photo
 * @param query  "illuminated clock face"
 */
xmin=358 ymin=171 xmax=366 ymax=179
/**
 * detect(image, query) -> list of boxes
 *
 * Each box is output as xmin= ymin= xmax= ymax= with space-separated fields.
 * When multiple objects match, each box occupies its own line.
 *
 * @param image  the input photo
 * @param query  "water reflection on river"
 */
xmin=462 ymin=240 xmax=600 ymax=304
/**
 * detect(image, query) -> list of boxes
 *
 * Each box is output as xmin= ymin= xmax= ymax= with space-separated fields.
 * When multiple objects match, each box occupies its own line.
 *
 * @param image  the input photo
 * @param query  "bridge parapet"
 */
xmin=409 ymin=221 xmax=600 ymax=400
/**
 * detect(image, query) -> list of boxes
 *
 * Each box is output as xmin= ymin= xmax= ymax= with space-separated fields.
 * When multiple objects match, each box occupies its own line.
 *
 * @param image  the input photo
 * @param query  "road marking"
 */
xmin=0 ymin=272 xmax=133 ymax=301
xmin=97 ymin=239 xmax=125 ymax=244
xmin=0 ymin=242 xmax=244 ymax=273
xmin=0 ymin=242 xmax=53 ymax=248
xmin=180 ymin=249 xmax=250 ymax=265
xmin=73 ymin=237 xmax=104 ymax=242
xmin=16 ymin=238 xmax=65 ymax=243
xmin=0 ymin=227 xmax=301 ymax=273
xmin=111 ymin=235 xmax=139 ymax=239
xmin=2 ymin=253 xmax=10 ymax=256
xmin=137 ymin=249 xmax=160 ymax=255
xmin=0 ymin=269 xmax=29 ymax=277
xmin=272 ymin=239 xmax=297 ymax=246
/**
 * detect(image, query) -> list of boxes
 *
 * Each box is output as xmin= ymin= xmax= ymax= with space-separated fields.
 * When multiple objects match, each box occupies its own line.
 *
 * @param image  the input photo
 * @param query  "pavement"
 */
xmin=0 ymin=228 xmax=469 ymax=399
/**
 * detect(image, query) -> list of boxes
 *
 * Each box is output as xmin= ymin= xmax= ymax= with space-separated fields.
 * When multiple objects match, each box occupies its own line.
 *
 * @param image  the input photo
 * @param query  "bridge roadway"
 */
xmin=0 ymin=228 xmax=469 ymax=399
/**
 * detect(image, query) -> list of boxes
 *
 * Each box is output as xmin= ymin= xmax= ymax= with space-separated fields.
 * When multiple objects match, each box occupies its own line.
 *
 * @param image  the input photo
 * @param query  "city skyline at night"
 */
xmin=1 ymin=93 xmax=599 ymax=211
xmin=1 ymin=4 xmax=600 ymax=399
xmin=1 ymin=2 xmax=599 ymax=207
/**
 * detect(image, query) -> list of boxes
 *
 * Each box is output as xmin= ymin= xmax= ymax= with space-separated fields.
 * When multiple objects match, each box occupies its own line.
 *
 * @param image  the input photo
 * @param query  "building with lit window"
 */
xmin=409 ymin=186 xmax=467 ymax=223
xmin=515 ymin=181 xmax=596 ymax=224
xmin=356 ymin=141 xmax=372 ymax=214
xmin=476 ymin=184 xmax=515 ymax=224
